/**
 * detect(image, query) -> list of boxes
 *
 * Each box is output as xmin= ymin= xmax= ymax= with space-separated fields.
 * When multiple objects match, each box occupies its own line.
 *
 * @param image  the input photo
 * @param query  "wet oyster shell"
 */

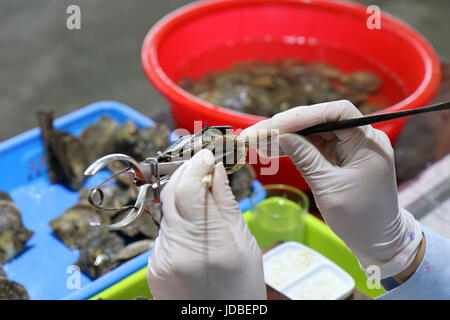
xmin=114 ymin=239 xmax=155 ymax=262
xmin=0 ymin=191 xmax=12 ymax=202
xmin=229 ymin=165 xmax=256 ymax=202
xmin=180 ymin=59 xmax=382 ymax=117
xmin=76 ymin=231 xmax=125 ymax=280
xmin=161 ymin=125 xmax=246 ymax=175
xmin=38 ymin=110 xmax=89 ymax=190
xmin=0 ymin=278 xmax=29 ymax=300
xmin=49 ymin=203 xmax=111 ymax=250
xmin=137 ymin=202 xmax=161 ymax=239
xmin=113 ymin=202 xmax=160 ymax=239
xmin=79 ymin=184 xmax=135 ymax=211
xmin=114 ymin=121 xmax=170 ymax=161
xmin=0 ymin=264 xmax=6 ymax=279
xmin=79 ymin=116 xmax=121 ymax=162
xmin=0 ymin=201 xmax=33 ymax=264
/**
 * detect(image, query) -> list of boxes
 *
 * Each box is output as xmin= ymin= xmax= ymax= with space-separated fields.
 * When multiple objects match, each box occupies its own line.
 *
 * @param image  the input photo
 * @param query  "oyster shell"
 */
xmin=76 ymin=230 xmax=125 ymax=280
xmin=0 ymin=278 xmax=29 ymax=300
xmin=0 ymin=264 xmax=6 ymax=279
xmin=107 ymin=121 xmax=171 ymax=187
xmin=78 ymin=184 xmax=135 ymax=211
xmin=49 ymin=203 xmax=111 ymax=250
xmin=0 ymin=201 xmax=33 ymax=264
xmin=340 ymin=71 xmax=381 ymax=93
xmin=229 ymin=165 xmax=256 ymax=202
xmin=114 ymin=120 xmax=171 ymax=161
xmin=180 ymin=59 xmax=382 ymax=117
xmin=37 ymin=110 xmax=89 ymax=190
xmin=159 ymin=125 xmax=247 ymax=174
xmin=113 ymin=202 xmax=160 ymax=239
xmin=79 ymin=116 xmax=121 ymax=162
xmin=0 ymin=192 xmax=12 ymax=202
xmin=114 ymin=239 xmax=155 ymax=262
xmin=137 ymin=203 xmax=161 ymax=239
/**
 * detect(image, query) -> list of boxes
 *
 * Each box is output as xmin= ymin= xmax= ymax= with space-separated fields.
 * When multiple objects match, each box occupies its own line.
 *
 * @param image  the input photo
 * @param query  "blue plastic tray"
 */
xmin=0 ymin=101 xmax=263 ymax=300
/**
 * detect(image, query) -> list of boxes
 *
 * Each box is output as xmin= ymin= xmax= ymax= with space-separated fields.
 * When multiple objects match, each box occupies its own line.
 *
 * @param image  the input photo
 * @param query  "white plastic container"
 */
xmin=263 ymin=242 xmax=355 ymax=300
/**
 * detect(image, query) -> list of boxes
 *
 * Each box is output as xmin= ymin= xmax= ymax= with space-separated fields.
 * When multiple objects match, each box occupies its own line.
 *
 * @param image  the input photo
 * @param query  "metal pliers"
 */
xmin=83 ymin=153 xmax=185 ymax=229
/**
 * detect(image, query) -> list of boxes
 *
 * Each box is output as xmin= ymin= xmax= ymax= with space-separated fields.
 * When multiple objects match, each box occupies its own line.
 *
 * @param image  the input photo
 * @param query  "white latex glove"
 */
xmin=241 ymin=100 xmax=422 ymax=279
xmin=147 ymin=149 xmax=266 ymax=300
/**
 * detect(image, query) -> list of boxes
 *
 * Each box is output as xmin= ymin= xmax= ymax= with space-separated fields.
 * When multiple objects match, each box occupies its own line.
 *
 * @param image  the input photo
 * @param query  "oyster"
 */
xmin=113 ymin=120 xmax=142 ymax=158
xmin=79 ymin=184 xmax=135 ymax=211
xmin=340 ymin=71 xmax=381 ymax=93
xmin=108 ymin=121 xmax=171 ymax=187
xmin=112 ymin=211 xmax=140 ymax=238
xmin=79 ymin=116 xmax=121 ymax=162
xmin=137 ymin=124 xmax=172 ymax=159
xmin=37 ymin=110 xmax=89 ymax=190
xmin=76 ymin=230 xmax=125 ymax=280
xmin=0 ymin=264 xmax=6 ymax=279
xmin=49 ymin=203 xmax=111 ymax=250
xmin=0 ymin=263 xmax=29 ymax=300
xmin=137 ymin=202 xmax=161 ymax=239
xmin=159 ymin=125 xmax=247 ymax=174
xmin=0 ymin=279 xmax=29 ymax=300
xmin=229 ymin=165 xmax=256 ymax=201
xmin=357 ymin=103 xmax=379 ymax=115
xmin=180 ymin=59 xmax=382 ymax=117
xmin=113 ymin=202 xmax=160 ymax=238
xmin=0 ymin=191 xmax=12 ymax=202
xmin=0 ymin=201 xmax=34 ymax=264
xmin=114 ymin=239 xmax=155 ymax=262
xmin=114 ymin=120 xmax=171 ymax=161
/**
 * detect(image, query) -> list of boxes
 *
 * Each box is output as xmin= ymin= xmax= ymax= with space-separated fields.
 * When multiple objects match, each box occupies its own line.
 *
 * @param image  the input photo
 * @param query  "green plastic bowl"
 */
xmin=90 ymin=212 xmax=385 ymax=300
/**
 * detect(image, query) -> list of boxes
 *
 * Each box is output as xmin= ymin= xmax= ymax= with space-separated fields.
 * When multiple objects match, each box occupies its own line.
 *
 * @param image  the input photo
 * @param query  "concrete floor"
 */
xmin=1 ymin=0 xmax=449 ymax=141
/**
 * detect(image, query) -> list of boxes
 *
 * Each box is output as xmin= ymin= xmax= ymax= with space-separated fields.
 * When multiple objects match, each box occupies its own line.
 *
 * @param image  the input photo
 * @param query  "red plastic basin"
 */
xmin=141 ymin=0 xmax=441 ymax=190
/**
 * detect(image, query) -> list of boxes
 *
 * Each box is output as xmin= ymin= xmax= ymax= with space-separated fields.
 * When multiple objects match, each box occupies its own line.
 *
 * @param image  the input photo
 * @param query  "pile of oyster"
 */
xmin=0 ymin=264 xmax=29 ymax=300
xmin=0 ymin=191 xmax=31 ymax=300
xmin=38 ymin=114 xmax=170 ymax=279
xmin=0 ymin=191 xmax=33 ymax=265
xmin=42 ymin=115 xmax=255 ymax=280
xmin=180 ymin=59 xmax=382 ymax=117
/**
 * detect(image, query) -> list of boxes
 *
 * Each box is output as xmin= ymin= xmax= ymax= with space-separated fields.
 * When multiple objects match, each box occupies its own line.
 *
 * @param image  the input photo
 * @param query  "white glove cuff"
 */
xmin=359 ymin=209 xmax=423 ymax=279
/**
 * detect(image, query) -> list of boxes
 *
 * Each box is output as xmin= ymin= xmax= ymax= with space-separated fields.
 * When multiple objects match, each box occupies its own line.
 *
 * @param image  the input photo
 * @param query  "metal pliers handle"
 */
xmin=83 ymin=153 xmax=185 ymax=229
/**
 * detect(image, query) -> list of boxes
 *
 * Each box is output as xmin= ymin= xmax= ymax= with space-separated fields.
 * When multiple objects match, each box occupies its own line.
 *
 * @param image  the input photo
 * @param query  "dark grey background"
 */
xmin=1 ymin=0 xmax=449 ymax=141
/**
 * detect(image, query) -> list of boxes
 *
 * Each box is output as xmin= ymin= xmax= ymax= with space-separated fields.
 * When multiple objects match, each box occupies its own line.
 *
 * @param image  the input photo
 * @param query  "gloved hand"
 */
xmin=147 ymin=149 xmax=266 ymax=300
xmin=241 ymin=100 xmax=423 ymax=279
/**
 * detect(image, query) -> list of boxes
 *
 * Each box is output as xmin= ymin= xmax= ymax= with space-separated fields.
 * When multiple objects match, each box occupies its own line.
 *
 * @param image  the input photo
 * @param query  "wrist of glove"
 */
xmin=241 ymin=100 xmax=423 ymax=279
xmin=352 ymin=208 xmax=423 ymax=279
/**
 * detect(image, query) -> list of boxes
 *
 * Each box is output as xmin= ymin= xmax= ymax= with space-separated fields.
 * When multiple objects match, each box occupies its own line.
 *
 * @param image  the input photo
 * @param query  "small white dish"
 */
xmin=263 ymin=241 xmax=355 ymax=300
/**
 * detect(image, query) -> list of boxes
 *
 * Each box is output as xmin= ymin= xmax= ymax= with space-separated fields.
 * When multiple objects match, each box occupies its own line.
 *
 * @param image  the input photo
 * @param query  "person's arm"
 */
xmin=241 ymin=100 xmax=449 ymax=299
xmin=241 ymin=100 xmax=422 ymax=280
xmin=378 ymin=227 xmax=450 ymax=300
xmin=393 ymin=234 xmax=426 ymax=284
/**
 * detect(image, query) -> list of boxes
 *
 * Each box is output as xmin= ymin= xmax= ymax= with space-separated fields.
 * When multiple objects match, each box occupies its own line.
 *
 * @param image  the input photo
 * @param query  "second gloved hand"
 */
xmin=147 ymin=149 xmax=266 ymax=300
xmin=241 ymin=100 xmax=423 ymax=279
